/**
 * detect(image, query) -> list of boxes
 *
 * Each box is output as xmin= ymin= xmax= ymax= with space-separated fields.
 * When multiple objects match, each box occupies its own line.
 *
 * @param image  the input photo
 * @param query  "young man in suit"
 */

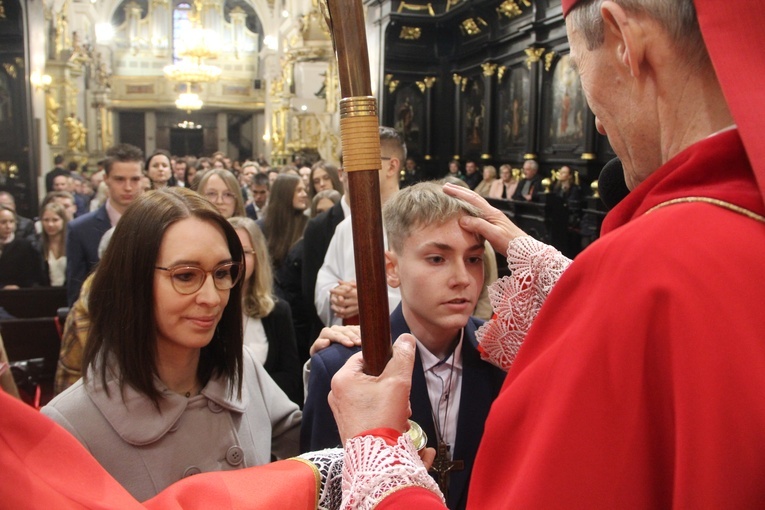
xmin=302 ymin=182 xmax=506 ymax=510
xmin=66 ymin=143 xmax=144 ymax=305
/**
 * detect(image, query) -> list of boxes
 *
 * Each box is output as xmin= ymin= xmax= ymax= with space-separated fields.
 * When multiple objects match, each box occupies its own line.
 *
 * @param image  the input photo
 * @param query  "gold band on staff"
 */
xmin=340 ymin=96 xmax=382 ymax=173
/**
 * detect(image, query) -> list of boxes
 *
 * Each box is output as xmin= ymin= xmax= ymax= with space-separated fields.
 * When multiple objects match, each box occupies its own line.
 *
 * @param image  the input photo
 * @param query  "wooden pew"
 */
xmin=0 ymin=287 xmax=68 ymax=319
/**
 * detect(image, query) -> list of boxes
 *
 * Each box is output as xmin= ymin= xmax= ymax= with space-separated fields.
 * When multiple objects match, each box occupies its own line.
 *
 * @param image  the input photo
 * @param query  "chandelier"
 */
xmin=164 ymin=58 xmax=222 ymax=83
xmin=164 ymin=0 xmax=221 ymax=111
xmin=175 ymin=91 xmax=204 ymax=113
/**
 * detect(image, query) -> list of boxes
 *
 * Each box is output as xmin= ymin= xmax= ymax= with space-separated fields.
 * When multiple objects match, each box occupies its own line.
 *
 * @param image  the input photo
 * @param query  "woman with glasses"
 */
xmin=228 ymin=217 xmax=301 ymax=404
xmin=197 ymin=168 xmax=246 ymax=218
xmin=42 ymin=188 xmax=301 ymax=501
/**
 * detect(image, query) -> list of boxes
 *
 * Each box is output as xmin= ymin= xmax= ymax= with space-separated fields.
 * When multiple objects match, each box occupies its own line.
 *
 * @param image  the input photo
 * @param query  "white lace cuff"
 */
xmin=476 ymin=236 xmax=572 ymax=371
xmin=342 ymin=433 xmax=444 ymax=509
xmin=297 ymin=448 xmax=345 ymax=510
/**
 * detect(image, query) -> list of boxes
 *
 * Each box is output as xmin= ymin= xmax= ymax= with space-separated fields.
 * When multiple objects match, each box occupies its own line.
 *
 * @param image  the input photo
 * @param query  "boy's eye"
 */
xmin=427 ymin=256 xmax=445 ymax=264
xmin=468 ymin=256 xmax=483 ymax=265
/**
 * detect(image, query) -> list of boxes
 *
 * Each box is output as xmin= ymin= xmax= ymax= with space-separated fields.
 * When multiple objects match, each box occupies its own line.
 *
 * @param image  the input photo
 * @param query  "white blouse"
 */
xmin=242 ymin=314 xmax=268 ymax=365
xmin=48 ymin=251 xmax=67 ymax=286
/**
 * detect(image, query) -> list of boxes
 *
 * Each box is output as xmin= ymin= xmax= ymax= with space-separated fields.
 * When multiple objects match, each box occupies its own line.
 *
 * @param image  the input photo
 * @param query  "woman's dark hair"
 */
xmin=263 ymin=173 xmax=307 ymax=269
xmin=308 ymin=161 xmax=343 ymax=200
xmin=83 ymin=187 xmax=244 ymax=406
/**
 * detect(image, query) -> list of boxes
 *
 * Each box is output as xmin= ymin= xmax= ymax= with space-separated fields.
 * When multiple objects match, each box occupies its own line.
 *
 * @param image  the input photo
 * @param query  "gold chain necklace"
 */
xmin=644 ymin=196 xmax=765 ymax=224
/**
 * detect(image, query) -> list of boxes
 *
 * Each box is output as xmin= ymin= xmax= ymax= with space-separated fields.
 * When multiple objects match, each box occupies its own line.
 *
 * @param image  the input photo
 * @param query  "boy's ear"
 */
xmin=385 ymin=250 xmax=401 ymax=288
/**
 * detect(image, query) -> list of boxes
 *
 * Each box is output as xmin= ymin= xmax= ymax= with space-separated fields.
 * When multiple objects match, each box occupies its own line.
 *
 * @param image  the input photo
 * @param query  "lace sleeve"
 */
xmin=296 ymin=448 xmax=345 ymax=510
xmin=342 ymin=434 xmax=444 ymax=509
xmin=476 ymin=236 xmax=572 ymax=371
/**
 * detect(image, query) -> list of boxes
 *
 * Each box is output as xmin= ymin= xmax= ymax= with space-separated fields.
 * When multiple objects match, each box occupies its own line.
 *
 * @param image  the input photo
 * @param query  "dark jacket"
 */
xmin=65 ymin=205 xmax=111 ymax=305
xmin=260 ymin=298 xmax=303 ymax=405
xmin=301 ymin=303 xmax=506 ymax=510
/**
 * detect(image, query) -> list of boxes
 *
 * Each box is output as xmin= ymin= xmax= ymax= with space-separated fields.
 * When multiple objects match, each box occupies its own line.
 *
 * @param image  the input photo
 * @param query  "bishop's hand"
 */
xmin=328 ymin=334 xmax=416 ymax=442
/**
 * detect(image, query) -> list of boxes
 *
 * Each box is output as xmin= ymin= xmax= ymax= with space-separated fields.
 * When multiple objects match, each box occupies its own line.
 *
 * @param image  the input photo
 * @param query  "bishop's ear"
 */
xmin=385 ymin=251 xmax=401 ymax=288
xmin=601 ymin=0 xmax=646 ymax=78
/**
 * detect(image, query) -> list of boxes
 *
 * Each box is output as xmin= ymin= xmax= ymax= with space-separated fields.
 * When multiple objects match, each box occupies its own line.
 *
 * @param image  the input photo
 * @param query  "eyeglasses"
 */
xmin=204 ymin=191 xmax=237 ymax=203
xmin=242 ymin=249 xmax=256 ymax=256
xmin=155 ymin=261 xmax=243 ymax=295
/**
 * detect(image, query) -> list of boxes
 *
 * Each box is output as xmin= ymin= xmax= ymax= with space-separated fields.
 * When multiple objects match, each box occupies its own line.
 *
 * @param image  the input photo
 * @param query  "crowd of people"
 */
xmin=2 ymin=0 xmax=765 ymax=507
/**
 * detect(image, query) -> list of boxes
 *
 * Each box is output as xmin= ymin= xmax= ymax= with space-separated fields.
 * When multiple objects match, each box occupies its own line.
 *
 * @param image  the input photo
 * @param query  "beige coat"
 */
xmin=42 ymin=347 xmax=301 ymax=501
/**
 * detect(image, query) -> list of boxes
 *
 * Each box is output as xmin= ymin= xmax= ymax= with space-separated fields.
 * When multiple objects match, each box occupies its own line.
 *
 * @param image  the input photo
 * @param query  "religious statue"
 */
xmin=45 ymin=92 xmax=61 ymax=146
xmin=65 ymin=114 xmax=87 ymax=153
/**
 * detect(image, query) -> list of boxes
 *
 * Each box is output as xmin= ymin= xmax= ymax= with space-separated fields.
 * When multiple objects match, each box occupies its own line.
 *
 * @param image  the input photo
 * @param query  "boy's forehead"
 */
xmin=402 ymin=216 xmax=483 ymax=246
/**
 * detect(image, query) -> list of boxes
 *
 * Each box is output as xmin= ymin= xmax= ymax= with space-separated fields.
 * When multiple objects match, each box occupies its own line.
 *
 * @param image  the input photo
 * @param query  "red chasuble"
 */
xmin=460 ymin=129 xmax=765 ymax=508
xmin=0 ymin=388 xmax=319 ymax=509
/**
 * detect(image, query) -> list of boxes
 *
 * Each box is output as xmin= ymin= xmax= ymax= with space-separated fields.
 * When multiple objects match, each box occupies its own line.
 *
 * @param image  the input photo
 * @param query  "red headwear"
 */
xmin=561 ymin=0 xmax=765 ymax=202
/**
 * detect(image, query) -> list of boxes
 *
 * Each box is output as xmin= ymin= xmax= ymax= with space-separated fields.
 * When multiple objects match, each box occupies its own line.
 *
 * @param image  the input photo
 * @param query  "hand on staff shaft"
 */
xmin=310 ymin=324 xmax=361 ymax=356
xmin=330 ymin=280 xmax=359 ymax=319
xmin=443 ymin=182 xmax=528 ymax=254
xmin=329 ymin=334 xmax=416 ymax=443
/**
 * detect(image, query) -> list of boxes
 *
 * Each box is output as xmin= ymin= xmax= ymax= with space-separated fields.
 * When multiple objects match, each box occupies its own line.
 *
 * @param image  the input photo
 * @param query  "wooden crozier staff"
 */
xmin=321 ymin=0 xmax=391 ymax=376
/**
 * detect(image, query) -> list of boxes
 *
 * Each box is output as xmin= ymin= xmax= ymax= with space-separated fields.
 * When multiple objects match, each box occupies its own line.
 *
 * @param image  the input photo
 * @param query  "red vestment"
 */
xmin=0 ymin=389 xmax=318 ymax=509
xmin=380 ymin=129 xmax=765 ymax=508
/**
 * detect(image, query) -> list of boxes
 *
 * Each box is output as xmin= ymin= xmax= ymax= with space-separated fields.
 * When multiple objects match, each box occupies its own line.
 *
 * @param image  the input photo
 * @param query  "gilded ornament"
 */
xmin=400 ymin=26 xmax=422 ymax=40
xmin=388 ymin=79 xmax=400 ymax=94
xmin=416 ymin=81 xmax=426 ymax=93
xmin=497 ymin=65 xmax=507 ymax=83
xmin=544 ymin=51 xmax=556 ymax=72
xmin=496 ymin=0 xmax=522 ymax=19
xmin=423 ymin=76 xmax=437 ymax=88
xmin=481 ymin=62 xmax=497 ymax=77
xmin=524 ymin=47 xmax=546 ymax=69
xmin=397 ymin=2 xmax=435 ymax=16
xmin=461 ymin=17 xmax=487 ymax=36
xmin=45 ymin=90 xmax=61 ymax=146
xmin=452 ymin=73 xmax=462 ymax=86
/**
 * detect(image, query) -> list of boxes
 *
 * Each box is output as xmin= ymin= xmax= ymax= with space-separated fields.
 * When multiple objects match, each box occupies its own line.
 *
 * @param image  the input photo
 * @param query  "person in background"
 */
xmin=311 ymin=189 xmax=341 ymax=218
xmin=462 ymin=160 xmax=481 ymax=190
xmin=146 ymin=150 xmax=173 ymax=189
xmin=400 ymin=156 xmax=424 ymax=188
xmin=307 ymin=162 xmax=342 ymax=205
xmin=246 ymin=173 xmax=270 ymax=221
xmin=298 ymin=166 xmax=312 ymax=191
xmin=43 ymin=188 xmax=301 ymax=501
xmin=185 ymin=162 xmax=200 ymax=191
xmin=229 ymin=217 xmax=302 ymax=405
xmin=66 ymin=143 xmax=144 ymax=305
xmin=45 ymin=154 xmax=69 ymax=193
xmin=446 ymin=159 xmax=464 ymax=181
xmin=512 ymin=159 xmax=543 ymax=202
xmin=0 ymin=191 xmax=35 ymax=239
xmin=472 ymin=165 xmax=496 ymax=197
xmin=0 ymin=205 xmax=44 ymax=288
xmin=198 ymin=169 xmax=246 ymax=219
xmin=261 ymin=174 xmax=308 ymax=272
xmin=38 ymin=202 xmax=68 ymax=287
xmin=173 ymin=157 xmax=188 ymax=187
xmin=488 ymin=164 xmax=519 ymax=200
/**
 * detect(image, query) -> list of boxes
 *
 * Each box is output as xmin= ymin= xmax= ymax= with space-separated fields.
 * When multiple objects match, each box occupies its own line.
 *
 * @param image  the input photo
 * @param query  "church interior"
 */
xmin=1 ymin=0 xmax=612 ymax=223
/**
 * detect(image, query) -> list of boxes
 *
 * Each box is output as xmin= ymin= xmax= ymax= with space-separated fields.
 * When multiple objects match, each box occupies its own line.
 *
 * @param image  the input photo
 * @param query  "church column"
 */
xmin=145 ymin=111 xmax=157 ymax=154
xmin=452 ymin=73 xmax=465 ymax=161
xmin=421 ymin=76 xmax=436 ymax=161
xmin=524 ymin=47 xmax=545 ymax=161
xmin=480 ymin=62 xmax=497 ymax=162
xmin=217 ymin=112 xmax=228 ymax=154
